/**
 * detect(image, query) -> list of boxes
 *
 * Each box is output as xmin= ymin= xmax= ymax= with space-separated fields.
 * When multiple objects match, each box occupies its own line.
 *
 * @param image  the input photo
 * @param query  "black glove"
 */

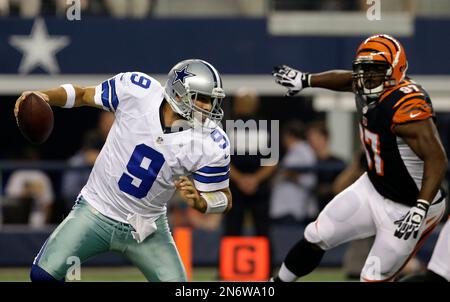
xmin=272 ymin=65 xmax=310 ymax=97
xmin=394 ymin=199 xmax=430 ymax=240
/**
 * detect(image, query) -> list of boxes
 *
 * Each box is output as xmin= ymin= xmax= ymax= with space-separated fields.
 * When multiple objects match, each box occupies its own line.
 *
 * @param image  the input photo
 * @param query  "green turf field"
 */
xmin=0 ymin=267 xmax=347 ymax=282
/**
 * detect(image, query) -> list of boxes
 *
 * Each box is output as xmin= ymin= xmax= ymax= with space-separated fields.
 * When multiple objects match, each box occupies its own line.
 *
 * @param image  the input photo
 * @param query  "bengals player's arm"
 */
xmin=310 ymin=70 xmax=353 ymax=92
xmin=393 ymin=119 xmax=448 ymax=202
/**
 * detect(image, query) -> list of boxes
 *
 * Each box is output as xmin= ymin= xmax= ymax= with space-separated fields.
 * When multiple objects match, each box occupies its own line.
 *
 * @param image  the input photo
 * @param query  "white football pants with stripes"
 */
xmin=304 ymin=172 xmax=445 ymax=282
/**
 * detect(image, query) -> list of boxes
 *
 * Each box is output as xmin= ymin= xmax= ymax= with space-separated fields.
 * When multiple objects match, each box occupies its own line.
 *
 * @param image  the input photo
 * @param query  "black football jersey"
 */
xmin=356 ymin=78 xmax=435 ymax=206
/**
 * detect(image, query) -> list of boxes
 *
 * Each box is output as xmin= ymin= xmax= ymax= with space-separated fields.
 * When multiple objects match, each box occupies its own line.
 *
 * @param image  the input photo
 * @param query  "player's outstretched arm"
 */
xmin=15 ymin=85 xmax=101 ymax=118
xmin=310 ymin=70 xmax=353 ymax=92
xmin=175 ymin=176 xmax=232 ymax=214
xmin=41 ymin=85 xmax=100 ymax=108
xmin=272 ymin=65 xmax=353 ymax=96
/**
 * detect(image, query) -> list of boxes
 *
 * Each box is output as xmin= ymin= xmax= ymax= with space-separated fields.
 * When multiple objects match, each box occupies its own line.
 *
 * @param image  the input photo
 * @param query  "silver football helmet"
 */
xmin=164 ymin=59 xmax=226 ymax=127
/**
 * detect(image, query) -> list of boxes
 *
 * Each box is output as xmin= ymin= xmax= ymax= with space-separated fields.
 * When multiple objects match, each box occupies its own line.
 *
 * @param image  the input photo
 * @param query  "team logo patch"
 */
xmin=172 ymin=65 xmax=195 ymax=85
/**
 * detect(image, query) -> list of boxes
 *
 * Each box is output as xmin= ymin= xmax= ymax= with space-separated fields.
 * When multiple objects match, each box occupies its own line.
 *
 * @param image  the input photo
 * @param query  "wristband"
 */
xmin=201 ymin=191 xmax=228 ymax=214
xmin=416 ymin=199 xmax=430 ymax=211
xmin=302 ymin=73 xmax=311 ymax=88
xmin=61 ymin=84 xmax=76 ymax=108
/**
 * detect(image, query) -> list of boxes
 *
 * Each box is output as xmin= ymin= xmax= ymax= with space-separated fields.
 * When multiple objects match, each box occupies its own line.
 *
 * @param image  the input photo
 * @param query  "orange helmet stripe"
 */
xmin=357 ymin=43 xmax=393 ymax=65
xmin=375 ymin=35 xmax=402 ymax=68
xmin=359 ymin=34 xmax=402 ymax=68
xmin=358 ymin=41 xmax=391 ymax=53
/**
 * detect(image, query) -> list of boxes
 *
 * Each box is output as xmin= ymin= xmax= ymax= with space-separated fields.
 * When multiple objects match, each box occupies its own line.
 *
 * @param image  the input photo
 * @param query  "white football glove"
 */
xmin=272 ymin=65 xmax=310 ymax=97
xmin=394 ymin=200 xmax=430 ymax=240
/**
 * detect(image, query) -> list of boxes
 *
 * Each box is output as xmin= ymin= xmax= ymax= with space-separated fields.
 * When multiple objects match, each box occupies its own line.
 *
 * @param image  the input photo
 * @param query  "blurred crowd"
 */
xmin=1 ymin=0 xmax=449 ymax=18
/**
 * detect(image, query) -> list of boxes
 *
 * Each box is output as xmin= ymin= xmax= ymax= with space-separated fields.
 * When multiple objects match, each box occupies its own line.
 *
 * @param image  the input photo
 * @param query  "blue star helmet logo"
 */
xmin=172 ymin=65 xmax=195 ymax=85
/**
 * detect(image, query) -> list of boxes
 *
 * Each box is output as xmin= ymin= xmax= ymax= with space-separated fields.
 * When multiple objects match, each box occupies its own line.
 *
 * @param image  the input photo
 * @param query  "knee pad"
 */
xmin=30 ymin=264 xmax=63 ymax=282
xmin=304 ymin=221 xmax=330 ymax=251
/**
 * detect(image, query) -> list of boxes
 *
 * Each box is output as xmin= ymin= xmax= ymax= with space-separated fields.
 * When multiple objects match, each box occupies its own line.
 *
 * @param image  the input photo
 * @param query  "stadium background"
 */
xmin=0 ymin=0 xmax=450 ymax=281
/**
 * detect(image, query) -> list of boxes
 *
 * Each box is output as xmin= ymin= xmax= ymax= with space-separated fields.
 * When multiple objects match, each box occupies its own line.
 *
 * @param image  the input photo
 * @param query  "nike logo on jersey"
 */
xmin=410 ymin=112 xmax=421 ymax=118
xmin=224 ymin=154 xmax=229 ymax=159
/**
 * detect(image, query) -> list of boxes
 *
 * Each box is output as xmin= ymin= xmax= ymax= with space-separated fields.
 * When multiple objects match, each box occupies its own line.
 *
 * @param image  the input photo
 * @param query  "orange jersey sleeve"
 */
xmin=392 ymin=97 xmax=433 ymax=126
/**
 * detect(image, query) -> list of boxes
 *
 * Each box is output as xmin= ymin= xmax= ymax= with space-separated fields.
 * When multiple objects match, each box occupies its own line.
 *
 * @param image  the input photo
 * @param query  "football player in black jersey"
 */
xmin=271 ymin=34 xmax=447 ymax=282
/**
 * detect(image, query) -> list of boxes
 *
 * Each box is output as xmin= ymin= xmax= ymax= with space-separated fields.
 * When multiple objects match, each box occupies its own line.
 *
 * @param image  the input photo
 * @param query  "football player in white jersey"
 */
xmin=15 ymin=59 xmax=232 ymax=282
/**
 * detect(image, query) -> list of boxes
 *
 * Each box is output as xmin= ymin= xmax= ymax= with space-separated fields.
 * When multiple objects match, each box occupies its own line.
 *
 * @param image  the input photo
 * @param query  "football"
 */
xmin=17 ymin=93 xmax=54 ymax=145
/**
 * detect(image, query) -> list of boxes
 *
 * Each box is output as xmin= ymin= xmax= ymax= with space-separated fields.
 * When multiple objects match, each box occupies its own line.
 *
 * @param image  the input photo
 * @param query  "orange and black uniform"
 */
xmin=356 ymin=78 xmax=437 ymax=207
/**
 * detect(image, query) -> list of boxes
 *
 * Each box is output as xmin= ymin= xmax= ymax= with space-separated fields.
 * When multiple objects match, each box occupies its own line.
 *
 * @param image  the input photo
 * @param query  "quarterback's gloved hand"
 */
xmin=272 ymin=65 xmax=310 ymax=97
xmin=394 ymin=199 xmax=430 ymax=240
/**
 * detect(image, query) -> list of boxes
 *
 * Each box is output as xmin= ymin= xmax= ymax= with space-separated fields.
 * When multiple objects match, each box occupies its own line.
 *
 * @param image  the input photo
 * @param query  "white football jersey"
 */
xmin=80 ymin=72 xmax=230 ymax=223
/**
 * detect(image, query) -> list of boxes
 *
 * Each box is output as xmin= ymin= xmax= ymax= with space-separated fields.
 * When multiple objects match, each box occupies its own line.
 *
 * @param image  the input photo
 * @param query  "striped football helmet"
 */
xmin=164 ymin=59 xmax=226 ymax=127
xmin=353 ymin=34 xmax=408 ymax=98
